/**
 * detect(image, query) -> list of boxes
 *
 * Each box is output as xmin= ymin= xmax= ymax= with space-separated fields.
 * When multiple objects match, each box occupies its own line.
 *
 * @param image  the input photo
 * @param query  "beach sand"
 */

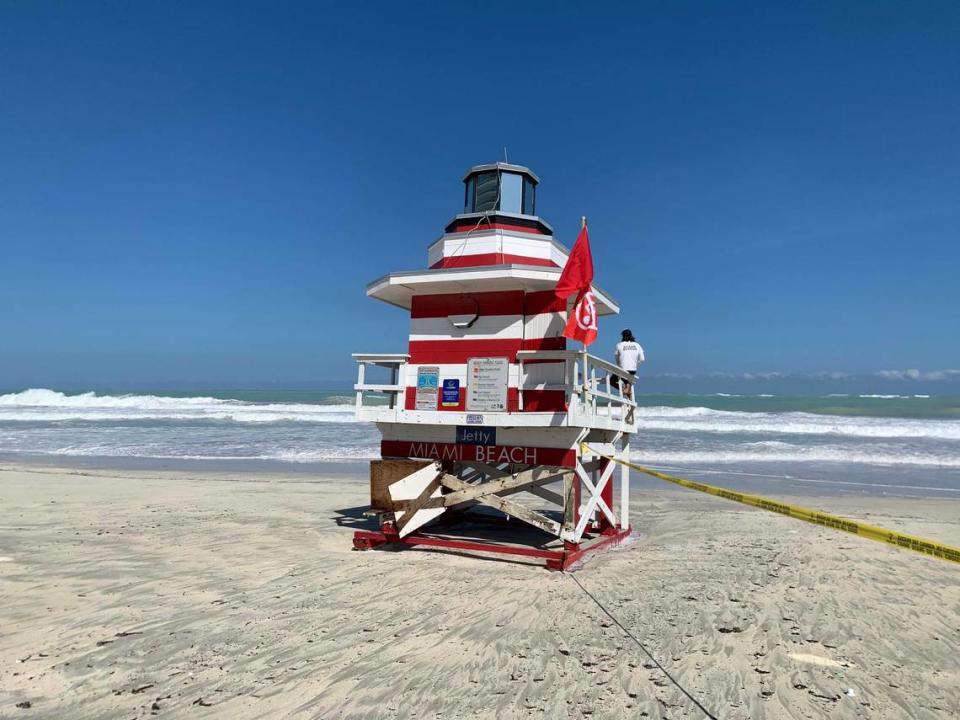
xmin=1 ymin=465 xmax=958 ymax=719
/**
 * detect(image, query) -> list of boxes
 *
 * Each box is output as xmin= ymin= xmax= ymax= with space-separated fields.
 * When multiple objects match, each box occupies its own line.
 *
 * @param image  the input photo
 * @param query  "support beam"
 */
xmin=390 ymin=466 xmax=444 ymax=537
xmin=573 ymin=459 xmax=617 ymax=540
xmin=437 ymin=471 xmax=545 ymax=507
xmin=620 ymin=435 xmax=630 ymax=530
xmin=439 ymin=474 xmax=562 ymax=536
xmin=517 ymin=483 xmax=565 ymax=507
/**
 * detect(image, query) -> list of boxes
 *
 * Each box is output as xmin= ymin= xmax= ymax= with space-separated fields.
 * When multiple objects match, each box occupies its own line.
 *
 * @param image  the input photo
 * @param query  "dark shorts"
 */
xmin=611 ymin=370 xmax=636 ymax=388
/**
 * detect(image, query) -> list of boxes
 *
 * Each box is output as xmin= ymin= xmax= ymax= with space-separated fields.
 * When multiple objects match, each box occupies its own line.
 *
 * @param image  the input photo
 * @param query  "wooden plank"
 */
xmin=388 ymin=462 xmax=445 ymax=537
xmin=439 ymin=474 xmax=561 ymax=536
xmin=437 ymin=473 xmax=542 ymax=507
xmin=562 ymin=470 xmax=577 ymax=539
xmin=524 ymin=483 xmax=565 ymax=507
xmin=370 ymin=459 xmax=432 ymax=510
xmin=394 ymin=468 xmax=568 ymax=511
xmin=438 ymin=466 xmax=568 ymax=507
xmin=499 ymin=470 xmax=569 ymax=506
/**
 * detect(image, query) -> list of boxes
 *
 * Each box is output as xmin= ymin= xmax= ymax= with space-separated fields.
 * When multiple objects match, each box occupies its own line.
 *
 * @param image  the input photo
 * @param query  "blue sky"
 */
xmin=1 ymin=2 xmax=958 ymax=390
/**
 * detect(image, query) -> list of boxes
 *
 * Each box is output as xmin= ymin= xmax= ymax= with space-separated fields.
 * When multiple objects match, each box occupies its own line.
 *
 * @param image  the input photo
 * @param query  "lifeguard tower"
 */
xmin=352 ymin=162 xmax=637 ymax=570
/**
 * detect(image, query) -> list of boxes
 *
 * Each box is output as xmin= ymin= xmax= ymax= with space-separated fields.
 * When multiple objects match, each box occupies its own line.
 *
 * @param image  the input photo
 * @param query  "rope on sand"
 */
xmin=569 ymin=573 xmax=720 ymax=720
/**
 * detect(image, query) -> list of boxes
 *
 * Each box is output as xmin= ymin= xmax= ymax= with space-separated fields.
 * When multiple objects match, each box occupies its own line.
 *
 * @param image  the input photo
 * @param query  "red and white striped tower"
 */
xmin=353 ymin=163 xmax=637 ymax=570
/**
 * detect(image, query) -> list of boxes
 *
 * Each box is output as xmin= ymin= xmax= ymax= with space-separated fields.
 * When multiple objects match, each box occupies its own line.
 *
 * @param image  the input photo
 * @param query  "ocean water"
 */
xmin=1 ymin=388 xmax=958 ymax=498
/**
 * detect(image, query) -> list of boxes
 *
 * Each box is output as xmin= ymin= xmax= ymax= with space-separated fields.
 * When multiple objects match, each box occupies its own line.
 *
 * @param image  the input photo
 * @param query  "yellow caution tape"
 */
xmin=582 ymin=443 xmax=960 ymax=565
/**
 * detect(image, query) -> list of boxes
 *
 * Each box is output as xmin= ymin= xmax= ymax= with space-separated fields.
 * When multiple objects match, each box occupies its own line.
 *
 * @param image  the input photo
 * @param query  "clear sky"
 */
xmin=1 ymin=2 xmax=958 ymax=390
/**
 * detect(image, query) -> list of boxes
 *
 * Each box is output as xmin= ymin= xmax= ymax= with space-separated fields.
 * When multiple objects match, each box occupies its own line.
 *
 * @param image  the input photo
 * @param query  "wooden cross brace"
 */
xmin=392 ymin=470 xmax=444 ymax=537
xmin=572 ymin=458 xmax=618 ymax=541
xmin=438 ymin=473 xmax=562 ymax=536
xmin=389 ymin=464 xmax=568 ymax=538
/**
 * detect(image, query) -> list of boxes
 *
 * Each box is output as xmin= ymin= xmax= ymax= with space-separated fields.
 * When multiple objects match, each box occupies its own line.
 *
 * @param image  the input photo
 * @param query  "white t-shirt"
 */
xmin=615 ymin=341 xmax=645 ymax=372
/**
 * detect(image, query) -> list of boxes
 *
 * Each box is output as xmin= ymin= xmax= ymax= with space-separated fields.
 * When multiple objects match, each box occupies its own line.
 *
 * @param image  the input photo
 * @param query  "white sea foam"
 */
xmin=0 ymin=389 xmax=357 ymax=424
xmin=630 ymin=448 xmax=960 ymax=468
xmin=632 ymin=406 xmax=960 ymax=440
xmin=44 ymin=446 xmax=379 ymax=462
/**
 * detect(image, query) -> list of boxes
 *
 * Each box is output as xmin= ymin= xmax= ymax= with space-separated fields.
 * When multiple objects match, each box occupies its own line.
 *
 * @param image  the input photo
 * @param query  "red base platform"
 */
xmin=352 ymin=523 xmax=631 ymax=571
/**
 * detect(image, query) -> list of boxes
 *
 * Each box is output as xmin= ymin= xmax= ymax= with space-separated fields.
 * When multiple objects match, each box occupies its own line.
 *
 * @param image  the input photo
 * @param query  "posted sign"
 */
xmin=466 ymin=357 xmax=509 ymax=412
xmin=415 ymin=366 xmax=440 ymax=410
xmin=441 ymin=379 xmax=460 ymax=407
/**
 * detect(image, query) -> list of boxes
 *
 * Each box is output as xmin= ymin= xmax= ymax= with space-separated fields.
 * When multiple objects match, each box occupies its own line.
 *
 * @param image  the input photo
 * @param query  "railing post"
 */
xmin=620 ymin=435 xmax=630 ymax=530
xmin=571 ymin=356 xmax=580 ymax=416
xmin=396 ymin=363 xmax=406 ymax=416
xmin=604 ymin=373 xmax=611 ymax=417
xmin=580 ymin=350 xmax=589 ymax=408
xmin=518 ymin=358 xmax=525 ymax=411
xmin=590 ymin=365 xmax=597 ymax=415
xmin=388 ymin=364 xmax=397 ymax=409
xmin=356 ymin=362 xmax=366 ymax=413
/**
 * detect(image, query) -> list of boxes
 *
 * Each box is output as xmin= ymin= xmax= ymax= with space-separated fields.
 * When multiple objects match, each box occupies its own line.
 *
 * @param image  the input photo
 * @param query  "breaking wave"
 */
xmin=0 ymin=388 xmax=355 ymax=424
xmin=632 ymin=406 xmax=960 ymax=440
xmin=630 ymin=447 xmax=960 ymax=468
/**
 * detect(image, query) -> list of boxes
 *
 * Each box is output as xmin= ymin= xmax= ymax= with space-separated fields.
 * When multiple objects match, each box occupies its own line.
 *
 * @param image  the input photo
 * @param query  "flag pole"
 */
xmin=579 ymin=216 xmax=588 ymax=360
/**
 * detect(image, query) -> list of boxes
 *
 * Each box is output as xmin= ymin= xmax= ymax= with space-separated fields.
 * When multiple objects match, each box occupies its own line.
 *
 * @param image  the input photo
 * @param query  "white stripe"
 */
xmin=403 ymin=362 xmax=567 ymax=387
xmin=429 ymin=232 xmax=557 ymax=267
xmin=523 ymin=311 xmax=566 ymax=340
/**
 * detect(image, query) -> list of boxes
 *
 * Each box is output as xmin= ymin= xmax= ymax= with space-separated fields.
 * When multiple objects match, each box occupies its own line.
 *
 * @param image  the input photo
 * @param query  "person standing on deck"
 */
xmin=614 ymin=329 xmax=644 ymax=399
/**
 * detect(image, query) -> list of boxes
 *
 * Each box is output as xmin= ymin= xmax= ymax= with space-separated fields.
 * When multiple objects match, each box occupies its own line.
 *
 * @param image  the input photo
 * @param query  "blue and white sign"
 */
xmin=415 ymin=366 xmax=440 ymax=410
xmin=441 ymin=379 xmax=460 ymax=407
xmin=456 ymin=425 xmax=496 ymax=446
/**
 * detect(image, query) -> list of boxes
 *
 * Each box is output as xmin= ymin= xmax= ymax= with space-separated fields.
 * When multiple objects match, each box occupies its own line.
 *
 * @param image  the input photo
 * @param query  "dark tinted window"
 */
xmin=464 ymin=176 xmax=476 ymax=211
xmin=522 ymin=178 xmax=536 ymax=215
xmin=474 ymin=172 xmax=499 ymax=212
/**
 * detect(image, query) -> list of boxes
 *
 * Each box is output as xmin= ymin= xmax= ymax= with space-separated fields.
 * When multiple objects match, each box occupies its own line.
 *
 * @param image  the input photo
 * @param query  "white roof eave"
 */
xmin=366 ymin=264 xmax=620 ymax=316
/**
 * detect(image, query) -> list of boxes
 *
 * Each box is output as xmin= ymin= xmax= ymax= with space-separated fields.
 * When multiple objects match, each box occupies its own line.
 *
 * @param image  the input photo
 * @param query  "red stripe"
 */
xmin=381 ymin=440 xmax=576 ymax=468
xmin=520 ymin=389 xmax=568 ymax=412
xmin=403 ymin=386 xmax=566 ymax=413
xmin=408 ymin=339 xmax=522 ymax=364
xmin=410 ymin=290 xmax=524 ymax=319
xmin=524 ymin=290 xmax=567 ymax=314
xmin=447 ymin=222 xmax=546 ymax=236
xmin=404 ymin=387 xmax=517 ymax=411
xmin=430 ymin=253 xmax=558 ymax=270
xmin=405 ymin=386 xmax=466 ymax=411
xmin=408 ymin=338 xmax=565 ymax=364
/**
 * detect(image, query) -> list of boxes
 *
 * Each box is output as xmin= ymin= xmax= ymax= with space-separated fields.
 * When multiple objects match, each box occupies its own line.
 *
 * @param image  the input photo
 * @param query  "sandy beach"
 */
xmin=1 ymin=464 xmax=958 ymax=719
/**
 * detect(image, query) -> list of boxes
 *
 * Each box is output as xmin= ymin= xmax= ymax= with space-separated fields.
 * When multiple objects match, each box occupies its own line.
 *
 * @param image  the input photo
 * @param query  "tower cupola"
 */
xmin=462 ymin=162 xmax=539 ymax=216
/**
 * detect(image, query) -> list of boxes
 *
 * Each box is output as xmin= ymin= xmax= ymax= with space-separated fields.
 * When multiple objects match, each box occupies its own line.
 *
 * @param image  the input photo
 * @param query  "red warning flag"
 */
xmin=554 ymin=224 xmax=594 ymax=300
xmin=555 ymin=224 xmax=598 ymax=346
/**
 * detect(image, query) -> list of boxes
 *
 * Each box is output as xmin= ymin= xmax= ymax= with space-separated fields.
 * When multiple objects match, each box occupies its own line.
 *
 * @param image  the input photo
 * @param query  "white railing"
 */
xmin=353 ymin=350 xmax=636 ymax=430
xmin=353 ymin=353 xmax=408 ymax=414
xmin=515 ymin=349 xmax=636 ymax=422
